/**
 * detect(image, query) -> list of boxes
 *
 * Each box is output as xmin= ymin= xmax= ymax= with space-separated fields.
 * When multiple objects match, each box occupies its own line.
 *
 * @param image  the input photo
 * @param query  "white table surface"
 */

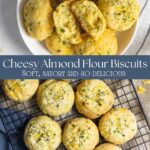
xmin=0 ymin=0 xmax=150 ymax=55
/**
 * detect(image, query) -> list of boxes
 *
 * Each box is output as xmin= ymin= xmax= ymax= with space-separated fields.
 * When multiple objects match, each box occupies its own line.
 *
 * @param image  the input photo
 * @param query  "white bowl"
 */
xmin=17 ymin=0 xmax=139 ymax=55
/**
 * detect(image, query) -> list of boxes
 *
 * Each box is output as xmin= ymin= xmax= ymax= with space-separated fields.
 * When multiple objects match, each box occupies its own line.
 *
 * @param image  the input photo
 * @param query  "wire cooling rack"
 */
xmin=0 ymin=80 xmax=150 ymax=150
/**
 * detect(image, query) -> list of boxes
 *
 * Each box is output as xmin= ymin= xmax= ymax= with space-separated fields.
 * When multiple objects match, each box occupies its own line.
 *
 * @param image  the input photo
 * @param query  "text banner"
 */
xmin=0 ymin=56 xmax=150 ymax=79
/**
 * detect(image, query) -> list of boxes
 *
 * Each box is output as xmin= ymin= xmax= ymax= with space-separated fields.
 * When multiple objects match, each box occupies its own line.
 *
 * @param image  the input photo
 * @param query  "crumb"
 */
xmin=136 ymin=86 xmax=146 ymax=94
xmin=142 ymin=80 xmax=150 ymax=85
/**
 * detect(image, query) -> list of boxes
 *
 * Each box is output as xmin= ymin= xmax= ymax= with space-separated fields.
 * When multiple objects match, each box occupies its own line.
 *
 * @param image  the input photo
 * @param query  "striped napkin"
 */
xmin=125 ymin=0 xmax=150 ymax=55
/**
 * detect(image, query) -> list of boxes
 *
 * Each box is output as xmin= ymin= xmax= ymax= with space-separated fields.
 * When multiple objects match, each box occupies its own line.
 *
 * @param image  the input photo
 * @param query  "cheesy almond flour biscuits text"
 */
xmin=53 ymin=1 xmax=82 ymax=44
xmin=99 ymin=108 xmax=137 ymax=144
xmin=46 ymin=31 xmax=75 ymax=55
xmin=76 ymin=80 xmax=114 ymax=119
xmin=98 ymin=0 xmax=140 ymax=31
xmin=37 ymin=80 xmax=75 ymax=116
xmin=3 ymin=80 xmax=39 ymax=102
xmin=24 ymin=0 xmax=54 ymax=41
xmin=71 ymin=0 xmax=106 ymax=39
xmin=24 ymin=116 xmax=62 ymax=150
xmin=63 ymin=117 xmax=99 ymax=150
xmin=95 ymin=143 xmax=122 ymax=150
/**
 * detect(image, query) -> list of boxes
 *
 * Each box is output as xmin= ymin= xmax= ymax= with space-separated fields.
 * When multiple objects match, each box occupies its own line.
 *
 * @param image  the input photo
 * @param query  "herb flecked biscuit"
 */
xmin=95 ymin=143 xmax=122 ymax=150
xmin=71 ymin=0 xmax=106 ymax=39
xmin=76 ymin=80 xmax=114 ymax=119
xmin=24 ymin=116 xmax=62 ymax=150
xmin=37 ymin=80 xmax=75 ymax=116
xmin=98 ymin=0 xmax=140 ymax=31
xmin=2 ymin=80 xmax=39 ymax=102
xmin=74 ymin=34 xmax=97 ymax=55
xmin=74 ymin=29 xmax=118 ymax=55
xmin=92 ymin=29 xmax=118 ymax=55
xmin=99 ymin=108 xmax=137 ymax=145
xmin=46 ymin=31 xmax=75 ymax=55
xmin=63 ymin=117 xmax=99 ymax=150
xmin=24 ymin=0 xmax=54 ymax=41
xmin=53 ymin=1 xmax=82 ymax=44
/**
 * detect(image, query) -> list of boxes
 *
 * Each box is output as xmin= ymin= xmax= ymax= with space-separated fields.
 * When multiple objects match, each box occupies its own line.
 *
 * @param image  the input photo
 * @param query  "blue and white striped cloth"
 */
xmin=125 ymin=0 xmax=150 ymax=55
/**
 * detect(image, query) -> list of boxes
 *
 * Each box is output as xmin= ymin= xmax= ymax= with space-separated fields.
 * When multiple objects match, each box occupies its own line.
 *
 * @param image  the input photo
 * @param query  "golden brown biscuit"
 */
xmin=99 ymin=108 xmax=137 ymax=144
xmin=2 ymin=80 xmax=39 ymax=102
xmin=63 ymin=117 xmax=99 ymax=150
xmin=46 ymin=31 xmax=75 ymax=55
xmin=92 ymin=29 xmax=118 ymax=55
xmin=24 ymin=116 xmax=62 ymax=150
xmin=74 ymin=29 xmax=118 ymax=55
xmin=75 ymin=80 xmax=114 ymax=119
xmin=37 ymin=80 xmax=75 ymax=116
xmin=98 ymin=0 xmax=140 ymax=31
xmin=24 ymin=0 xmax=54 ymax=41
xmin=71 ymin=0 xmax=106 ymax=39
xmin=74 ymin=34 xmax=97 ymax=55
xmin=53 ymin=1 xmax=82 ymax=44
xmin=95 ymin=143 xmax=122 ymax=150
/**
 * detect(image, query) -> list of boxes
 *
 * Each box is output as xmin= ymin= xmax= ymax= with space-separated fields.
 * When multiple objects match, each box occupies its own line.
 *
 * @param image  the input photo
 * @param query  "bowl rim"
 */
xmin=119 ymin=20 xmax=139 ymax=55
xmin=16 ymin=0 xmax=139 ymax=56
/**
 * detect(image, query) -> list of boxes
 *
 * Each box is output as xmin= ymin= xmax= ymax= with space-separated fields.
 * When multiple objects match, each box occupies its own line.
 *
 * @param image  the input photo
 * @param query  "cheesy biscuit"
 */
xmin=53 ymin=1 xmax=82 ymax=44
xmin=75 ymin=80 xmax=114 ymax=119
xmin=98 ymin=0 xmax=140 ymax=31
xmin=24 ymin=116 xmax=62 ymax=150
xmin=94 ymin=29 xmax=118 ymax=55
xmin=3 ymin=80 xmax=39 ymax=102
xmin=46 ymin=31 xmax=75 ymax=55
xmin=63 ymin=117 xmax=99 ymax=150
xmin=24 ymin=0 xmax=54 ymax=41
xmin=99 ymin=108 xmax=137 ymax=144
xmin=95 ymin=143 xmax=122 ymax=150
xmin=74 ymin=29 xmax=118 ymax=55
xmin=37 ymin=80 xmax=75 ymax=116
xmin=74 ymin=34 xmax=97 ymax=55
xmin=71 ymin=0 xmax=106 ymax=39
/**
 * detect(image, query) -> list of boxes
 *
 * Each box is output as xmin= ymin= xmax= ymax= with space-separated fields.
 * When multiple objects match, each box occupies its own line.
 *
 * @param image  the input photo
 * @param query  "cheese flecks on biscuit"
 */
xmin=46 ymin=31 xmax=75 ymax=55
xmin=71 ymin=0 xmax=106 ymax=39
xmin=37 ymin=80 xmax=75 ymax=116
xmin=24 ymin=0 xmax=54 ymax=41
xmin=99 ymin=108 xmax=137 ymax=144
xmin=63 ymin=117 xmax=99 ymax=150
xmin=98 ymin=0 xmax=140 ymax=31
xmin=74 ymin=29 xmax=118 ymax=55
xmin=53 ymin=1 xmax=82 ymax=44
xmin=24 ymin=116 xmax=62 ymax=150
xmin=3 ymin=79 xmax=39 ymax=102
xmin=75 ymin=80 xmax=114 ymax=119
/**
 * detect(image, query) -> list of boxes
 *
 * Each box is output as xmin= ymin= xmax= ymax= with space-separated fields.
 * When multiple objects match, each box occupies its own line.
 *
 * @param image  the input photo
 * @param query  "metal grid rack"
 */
xmin=0 ymin=80 xmax=150 ymax=150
